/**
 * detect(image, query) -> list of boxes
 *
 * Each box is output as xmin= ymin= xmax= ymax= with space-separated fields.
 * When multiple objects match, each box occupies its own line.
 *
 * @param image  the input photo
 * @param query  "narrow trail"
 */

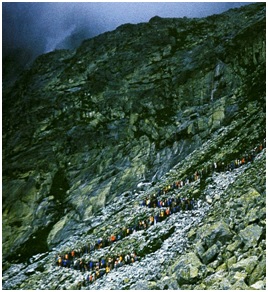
xmin=2 ymin=143 xmax=264 ymax=290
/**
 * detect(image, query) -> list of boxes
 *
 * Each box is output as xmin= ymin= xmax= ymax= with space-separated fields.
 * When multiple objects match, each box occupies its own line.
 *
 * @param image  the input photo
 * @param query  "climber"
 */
xmin=159 ymin=208 xmax=166 ymax=221
xmin=166 ymin=207 xmax=171 ymax=216
xmin=73 ymin=259 xmax=80 ymax=270
xmin=71 ymin=250 xmax=76 ymax=259
xmin=146 ymin=197 xmax=151 ymax=208
xmin=56 ymin=254 xmax=62 ymax=266
xmin=84 ymin=273 xmax=90 ymax=286
xmin=171 ymin=200 xmax=177 ymax=214
xmin=114 ymin=258 xmax=119 ymax=269
xmin=143 ymin=220 xmax=147 ymax=230
xmin=229 ymin=161 xmax=235 ymax=171
xmin=62 ymin=257 xmax=71 ymax=268
xmin=149 ymin=215 xmax=154 ymax=226
xmin=151 ymin=194 xmax=157 ymax=207
xmin=79 ymin=258 xmax=86 ymax=272
xmin=100 ymin=267 xmax=106 ymax=277
xmin=140 ymin=199 xmax=146 ymax=207
xmin=154 ymin=213 xmax=159 ymax=224
xmin=157 ymin=199 xmax=161 ymax=208
xmin=126 ymin=227 xmax=132 ymax=236
xmin=131 ymin=252 xmax=138 ymax=262
xmin=105 ymin=264 xmax=110 ymax=274
xmin=124 ymin=253 xmax=131 ymax=264
xmin=117 ymin=255 xmax=124 ymax=268
xmin=108 ymin=257 xmax=113 ymax=270
xmin=100 ymin=258 xmax=106 ymax=268
xmin=88 ymin=260 xmax=94 ymax=271
xmin=89 ymin=273 xmax=94 ymax=283
xmin=97 ymin=238 xmax=103 ymax=249
xmin=110 ymin=234 xmax=116 ymax=243
xmin=95 ymin=269 xmax=100 ymax=279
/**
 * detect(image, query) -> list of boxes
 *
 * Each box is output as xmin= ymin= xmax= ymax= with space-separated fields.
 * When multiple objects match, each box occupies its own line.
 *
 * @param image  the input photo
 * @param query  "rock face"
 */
xmin=2 ymin=3 xmax=266 ymax=290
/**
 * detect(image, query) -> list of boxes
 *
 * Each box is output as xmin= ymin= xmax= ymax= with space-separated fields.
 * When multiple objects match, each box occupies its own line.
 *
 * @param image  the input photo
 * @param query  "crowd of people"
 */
xmin=55 ymin=251 xmax=138 ymax=285
xmin=55 ymin=138 xmax=265 ymax=287
xmin=144 ymin=140 xmax=265 ymax=200
xmin=140 ymin=194 xmax=195 ymax=213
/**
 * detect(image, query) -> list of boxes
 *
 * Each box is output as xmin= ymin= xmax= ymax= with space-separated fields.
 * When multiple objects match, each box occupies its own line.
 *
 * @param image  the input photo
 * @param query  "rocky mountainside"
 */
xmin=2 ymin=3 xmax=266 ymax=290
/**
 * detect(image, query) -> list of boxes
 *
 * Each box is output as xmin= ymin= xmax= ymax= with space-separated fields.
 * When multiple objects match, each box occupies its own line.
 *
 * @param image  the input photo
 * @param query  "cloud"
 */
xmin=2 ymin=2 xmax=250 ymax=63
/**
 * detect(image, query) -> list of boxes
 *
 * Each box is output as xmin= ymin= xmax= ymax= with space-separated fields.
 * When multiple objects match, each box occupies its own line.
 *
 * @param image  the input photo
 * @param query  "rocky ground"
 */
xmin=2 ymin=148 xmax=266 ymax=290
xmin=2 ymin=3 xmax=266 ymax=290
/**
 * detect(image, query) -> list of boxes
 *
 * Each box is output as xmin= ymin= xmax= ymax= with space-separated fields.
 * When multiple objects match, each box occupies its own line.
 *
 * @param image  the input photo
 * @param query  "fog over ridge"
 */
xmin=3 ymin=2 xmax=250 ymax=63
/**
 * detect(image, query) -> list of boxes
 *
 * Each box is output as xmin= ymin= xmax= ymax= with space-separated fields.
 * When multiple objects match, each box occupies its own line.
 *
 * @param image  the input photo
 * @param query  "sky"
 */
xmin=2 ymin=2 xmax=253 ymax=64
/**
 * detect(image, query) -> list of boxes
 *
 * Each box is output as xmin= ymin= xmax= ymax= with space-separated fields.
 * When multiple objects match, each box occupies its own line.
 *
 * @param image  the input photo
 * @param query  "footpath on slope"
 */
xmin=2 ymin=139 xmax=265 ymax=290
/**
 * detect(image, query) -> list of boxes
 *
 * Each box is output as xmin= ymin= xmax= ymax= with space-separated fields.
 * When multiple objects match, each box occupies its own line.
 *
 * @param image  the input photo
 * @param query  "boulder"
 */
xmin=200 ymin=243 xmax=220 ymax=264
xmin=173 ymin=252 xmax=206 ymax=285
xmin=203 ymin=270 xmax=229 ymax=289
xmin=196 ymin=221 xmax=233 ymax=248
xmin=239 ymin=224 xmax=263 ymax=249
xmin=250 ymin=280 xmax=266 ymax=290
xmin=231 ymin=256 xmax=258 ymax=275
xmin=248 ymin=257 xmax=266 ymax=286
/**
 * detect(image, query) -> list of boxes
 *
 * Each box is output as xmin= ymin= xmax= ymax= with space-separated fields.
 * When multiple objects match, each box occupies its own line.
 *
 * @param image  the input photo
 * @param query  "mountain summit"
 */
xmin=2 ymin=3 xmax=266 ymax=290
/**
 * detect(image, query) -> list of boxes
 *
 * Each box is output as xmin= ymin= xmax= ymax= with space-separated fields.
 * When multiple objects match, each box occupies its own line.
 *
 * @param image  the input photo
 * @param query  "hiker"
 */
xmin=89 ymin=273 xmax=94 ymax=283
xmin=105 ymin=264 xmax=110 ymax=274
xmin=140 ymin=199 xmax=146 ymax=207
xmin=56 ymin=255 xmax=62 ymax=267
xmin=157 ymin=199 xmax=161 ymax=208
xmin=100 ymin=258 xmax=106 ymax=268
xmin=100 ymin=268 xmax=106 ymax=277
xmin=152 ymin=194 xmax=157 ymax=207
xmin=131 ymin=252 xmax=138 ymax=262
xmin=149 ymin=215 xmax=154 ymax=226
xmin=110 ymin=234 xmax=116 ymax=243
xmin=229 ymin=161 xmax=235 ymax=171
xmin=171 ymin=200 xmax=177 ymax=214
xmin=62 ymin=258 xmax=71 ymax=268
xmin=71 ymin=250 xmax=76 ymax=259
xmin=146 ymin=197 xmax=151 ymax=208
xmin=88 ymin=260 xmax=94 ymax=271
xmin=125 ymin=253 xmax=131 ymax=264
xmin=108 ymin=257 xmax=113 ymax=270
xmin=154 ymin=213 xmax=159 ymax=224
xmin=79 ymin=259 xmax=86 ymax=272
xmin=73 ymin=259 xmax=80 ymax=270
xmin=166 ymin=207 xmax=171 ymax=216
xmin=97 ymin=238 xmax=103 ymax=249
xmin=159 ymin=209 xmax=166 ymax=221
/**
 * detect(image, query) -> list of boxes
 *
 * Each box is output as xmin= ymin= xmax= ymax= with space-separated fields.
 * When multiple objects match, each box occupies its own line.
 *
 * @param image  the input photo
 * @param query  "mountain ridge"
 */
xmin=2 ymin=2 xmax=266 ymax=289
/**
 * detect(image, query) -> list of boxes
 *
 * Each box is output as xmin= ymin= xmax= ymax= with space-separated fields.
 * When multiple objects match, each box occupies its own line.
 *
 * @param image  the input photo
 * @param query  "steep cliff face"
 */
xmin=2 ymin=3 xmax=266 ymax=290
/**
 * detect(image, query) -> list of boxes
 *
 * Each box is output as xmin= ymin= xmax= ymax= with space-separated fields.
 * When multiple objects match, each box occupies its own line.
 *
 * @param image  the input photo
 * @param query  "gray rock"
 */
xmin=239 ymin=224 xmax=263 ymax=249
xmin=231 ymin=256 xmax=258 ymax=275
xmin=201 ymin=243 xmax=220 ymax=264
xmin=173 ymin=252 xmax=206 ymax=285
xmin=196 ymin=221 xmax=233 ymax=248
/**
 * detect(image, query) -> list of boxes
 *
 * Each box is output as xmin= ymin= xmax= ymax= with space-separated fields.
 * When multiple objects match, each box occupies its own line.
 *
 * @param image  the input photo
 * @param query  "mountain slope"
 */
xmin=2 ymin=3 xmax=266 ymax=290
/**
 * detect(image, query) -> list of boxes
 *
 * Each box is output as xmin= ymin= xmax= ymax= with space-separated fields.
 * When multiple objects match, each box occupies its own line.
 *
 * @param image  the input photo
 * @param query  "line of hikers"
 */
xmin=140 ymin=194 xmax=195 ymax=212
xmin=56 ymin=251 xmax=139 ymax=285
xmin=56 ymin=194 xmax=195 ymax=264
xmin=55 ymin=138 xmax=265 ymax=286
xmin=149 ymin=140 xmax=265 ymax=199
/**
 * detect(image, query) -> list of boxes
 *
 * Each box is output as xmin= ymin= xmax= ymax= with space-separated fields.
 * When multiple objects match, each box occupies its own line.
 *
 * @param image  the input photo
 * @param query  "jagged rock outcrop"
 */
xmin=2 ymin=3 xmax=266 ymax=290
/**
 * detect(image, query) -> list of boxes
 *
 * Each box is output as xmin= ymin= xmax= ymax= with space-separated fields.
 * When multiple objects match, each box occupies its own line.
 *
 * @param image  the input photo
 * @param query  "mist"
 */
xmin=3 ymin=2 xmax=250 ymax=65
